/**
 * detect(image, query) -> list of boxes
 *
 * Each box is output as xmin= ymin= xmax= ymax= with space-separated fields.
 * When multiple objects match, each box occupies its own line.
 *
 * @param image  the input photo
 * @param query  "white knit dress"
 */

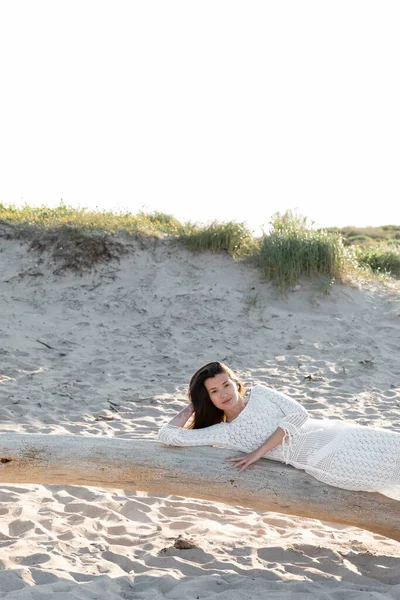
xmin=158 ymin=384 xmax=400 ymax=500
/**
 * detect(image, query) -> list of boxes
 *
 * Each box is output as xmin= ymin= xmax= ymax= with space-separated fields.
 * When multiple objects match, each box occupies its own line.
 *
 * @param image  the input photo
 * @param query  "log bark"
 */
xmin=0 ymin=433 xmax=398 ymax=542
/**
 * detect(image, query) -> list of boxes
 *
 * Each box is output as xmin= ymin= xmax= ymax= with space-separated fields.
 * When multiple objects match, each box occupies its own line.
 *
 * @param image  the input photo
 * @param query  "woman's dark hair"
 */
xmin=188 ymin=362 xmax=245 ymax=429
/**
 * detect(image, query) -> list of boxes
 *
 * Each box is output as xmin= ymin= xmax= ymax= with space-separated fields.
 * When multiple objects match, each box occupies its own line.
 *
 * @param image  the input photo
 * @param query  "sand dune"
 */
xmin=0 ymin=234 xmax=399 ymax=599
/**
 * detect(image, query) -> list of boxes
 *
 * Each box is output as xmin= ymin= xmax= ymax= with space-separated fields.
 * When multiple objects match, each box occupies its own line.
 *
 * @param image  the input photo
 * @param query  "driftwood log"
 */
xmin=0 ymin=433 xmax=399 ymax=542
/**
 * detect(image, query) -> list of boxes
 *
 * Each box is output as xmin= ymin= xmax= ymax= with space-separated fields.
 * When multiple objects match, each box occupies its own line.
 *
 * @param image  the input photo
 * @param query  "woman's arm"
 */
xmin=252 ymin=385 xmax=309 ymax=434
xmin=225 ymin=426 xmax=286 ymax=472
xmin=225 ymin=386 xmax=309 ymax=472
xmin=167 ymin=403 xmax=195 ymax=428
xmin=158 ymin=404 xmax=228 ymax=447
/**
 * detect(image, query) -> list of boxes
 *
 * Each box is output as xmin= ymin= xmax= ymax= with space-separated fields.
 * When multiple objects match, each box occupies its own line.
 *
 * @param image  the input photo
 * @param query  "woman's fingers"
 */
xmin=225 ymin=454 xmax=259 ymax=472
xmin=226 ymin=458 xmax=250 ymax=470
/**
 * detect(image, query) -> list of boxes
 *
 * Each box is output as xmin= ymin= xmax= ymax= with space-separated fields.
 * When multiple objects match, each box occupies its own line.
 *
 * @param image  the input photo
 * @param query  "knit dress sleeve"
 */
xmin=158 ymin=421 xmax=228 ymax=447
xmin=252 ymin=384 xmax=308 ymax=432
xmin=251 ymin=384 xmax=309 ymax=462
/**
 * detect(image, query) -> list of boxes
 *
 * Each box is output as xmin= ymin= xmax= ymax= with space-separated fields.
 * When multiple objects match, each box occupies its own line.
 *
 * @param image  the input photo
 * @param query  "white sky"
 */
xmin=1 ymin=1 xmax=399 ymax=234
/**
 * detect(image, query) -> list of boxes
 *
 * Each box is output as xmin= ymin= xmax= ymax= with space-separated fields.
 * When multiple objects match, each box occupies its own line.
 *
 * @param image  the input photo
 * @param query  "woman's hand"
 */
xmin=224 ymin=447 xmax=265 ymax=472
xmin=225 ymin=428 xmax=286 ymax=472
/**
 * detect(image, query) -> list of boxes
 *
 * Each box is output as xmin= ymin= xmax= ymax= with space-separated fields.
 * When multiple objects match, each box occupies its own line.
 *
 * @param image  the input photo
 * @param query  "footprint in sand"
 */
xmin=120 ymin=500 xmax=152 ymax=522
xmin=19 ymin=553 xmax=51 ymax=566
xmin=64 ymin=502 xmax=109 ymax=519
xmin=168 ymin=521 xmax=196 ymax=530
xmin=0 ymin=486 xmax=32 ymax=497
xmin=8 ymin=520 xmax=35 ymax=536
xmin=57 ymin=531 xmax=75 ymax=541
xmin=383 ymin=389 xmax=398 ymax=398
xmin=101 ymin=550 xmax=137 ymax=573
xmin=62 ymin=486 xmax=103 ymax=502
xmin=30 ymin=571 xmax=59 ymax=585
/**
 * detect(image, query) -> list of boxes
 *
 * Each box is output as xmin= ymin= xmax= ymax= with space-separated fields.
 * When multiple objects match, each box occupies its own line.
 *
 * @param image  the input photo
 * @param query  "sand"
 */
xmin=0 ymin=232 xmax=399 ymax=599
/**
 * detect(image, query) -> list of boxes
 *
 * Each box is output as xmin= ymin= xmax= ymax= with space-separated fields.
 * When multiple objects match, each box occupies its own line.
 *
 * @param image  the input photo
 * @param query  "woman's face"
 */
xmin=204 ymin=372 xmax=240 ymax=411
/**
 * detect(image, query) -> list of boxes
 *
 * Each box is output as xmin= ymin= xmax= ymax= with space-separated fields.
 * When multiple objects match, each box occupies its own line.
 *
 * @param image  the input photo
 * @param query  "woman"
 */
xmin=158 ymin=362 xmax=400 ymax=500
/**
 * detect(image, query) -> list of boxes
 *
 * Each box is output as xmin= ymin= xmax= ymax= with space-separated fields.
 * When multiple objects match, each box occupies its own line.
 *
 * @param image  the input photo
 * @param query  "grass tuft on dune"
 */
xmin=1 ymin=202 xmax=399 ymax=285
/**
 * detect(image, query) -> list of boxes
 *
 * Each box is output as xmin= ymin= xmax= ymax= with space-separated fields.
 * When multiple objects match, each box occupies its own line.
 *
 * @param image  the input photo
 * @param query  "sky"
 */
xmin=1 ymin=1 xmax=399 ymax=234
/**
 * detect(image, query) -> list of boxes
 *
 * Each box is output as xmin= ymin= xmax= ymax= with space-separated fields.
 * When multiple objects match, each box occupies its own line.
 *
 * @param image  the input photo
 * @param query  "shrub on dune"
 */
xmin=254 ymin=211 xmax=350 ymax=290
xmin=355 ymin=245 xmax=400 ymax=278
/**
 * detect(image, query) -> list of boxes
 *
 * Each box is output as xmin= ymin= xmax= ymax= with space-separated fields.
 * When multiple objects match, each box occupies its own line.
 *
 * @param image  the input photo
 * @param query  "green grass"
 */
xmin=253 ymin=212 xmax=352 ymax=290
xmin=1 ymin=202 xmax=399 ymax=286
xmin=0 ymin=201 xmax=183 ymax=237
xmin=326 ymin=225 xmax=400 ymax=245
xmin=354 ymin=245 xmax=400 ymax=278
xmin=178 ymin=220 xmax=258 ymax=256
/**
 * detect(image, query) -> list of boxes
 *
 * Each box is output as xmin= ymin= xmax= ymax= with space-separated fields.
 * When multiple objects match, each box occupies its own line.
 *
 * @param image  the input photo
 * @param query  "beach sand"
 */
xmin=0 ymin=233 xmax=399 ymax=599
